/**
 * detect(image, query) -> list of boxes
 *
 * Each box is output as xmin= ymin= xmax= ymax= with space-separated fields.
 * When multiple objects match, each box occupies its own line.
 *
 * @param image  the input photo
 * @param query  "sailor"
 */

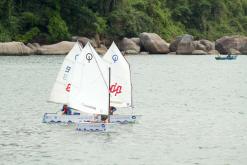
xmin=109 ymin=106 xmax=117 ymax=115
xmin=61 ymin=104 xmax=72 ymax=115
xmin=92 ymin=107 xmax=117 ymax=123
xmin=101 ymin=115 xmax=109 ymax=123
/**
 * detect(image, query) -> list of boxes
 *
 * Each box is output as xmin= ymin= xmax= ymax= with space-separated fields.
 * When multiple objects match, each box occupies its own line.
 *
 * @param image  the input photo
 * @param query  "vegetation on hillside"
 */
xmin=0 ymin=0 xmax=247 ymax=43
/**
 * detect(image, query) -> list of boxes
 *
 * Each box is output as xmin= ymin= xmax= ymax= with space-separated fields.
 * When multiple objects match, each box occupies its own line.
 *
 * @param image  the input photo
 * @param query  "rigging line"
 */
xmin=88 ymin=43 xmax=109 ymax=89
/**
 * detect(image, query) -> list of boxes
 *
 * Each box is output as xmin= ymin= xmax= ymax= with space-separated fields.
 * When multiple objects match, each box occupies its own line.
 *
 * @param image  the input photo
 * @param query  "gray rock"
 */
xmin=208 ymin=50 xmax=220 ymax=55
xmin=168 ymin=52 xmax=176 ymax=55
xmin=0 ymin=42 xmax=32 ymax=55
xmin=140 ymin=51 xmax=149 ymax=55
xmin=26 ymin=43 xmax=41 ymax=54
xmin=131 ymin=37 xmax=140 ymax=46
xmin=72 ymin=36 xmax=97 ymax=48
xmin=119 ymin=37 xmax=140 ymax=53
xmin=125 ymin=50 xmax=139 ymax=55
xmin=96 ymin=44 xmax=107 ymax=55
xmin=199 ymin=39 xmax=214 ymax=51
xmin=139 ymin=32 xmax=170 ymax=54
xmin=169 ymin=36 xmax=183 ymax=52
xmin=215 ymin=35 xmax=247 ymax=54
xmin=193 ymin=41 xmax=207 ymax=51
xmin=229 ymin=48 xmax=240 ymax=55
xmin=37 ymin=41 xmax=75 ymax=55
xmin=176 ymin=34 xmax=195 ymax=54
xmin=192 ymin=50 xmax=207 ymax=55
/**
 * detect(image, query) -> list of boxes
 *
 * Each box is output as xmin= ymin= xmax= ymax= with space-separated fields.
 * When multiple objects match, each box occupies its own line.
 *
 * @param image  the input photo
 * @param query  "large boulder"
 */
xmin=96 ymin=44 xmax=107 ymax=55
xmin=26 ymin=43 xmax=41 ymax=54
xmin=72 ymin=36 xmax=97 ymax=48
xmin=176 ymin=34 xmax=195 ymax=54
xmin=208 ymin=50 xmax=220 ymax=55
xmin=131 ymin=37 xmax=140 ymax=46
xmin=37 ymin=41 xmax=75 ymax=55
xmin=0 ymin=42 xmax=32 ymax=55
xmin=119 ymin=37 xmax=140 ymax=54
xmin=229 ymin=48 xmax=240 ymax=55
xmin=169 ymin=36 xmax=183 ymax=52
xmin=215 ymin=35 xmax=247 ymax=54
xmin=199 ymin=39 xmax=214 ymax=51
xmin=192 ymin=50 xmax=207 ymax=55
xmin=193 ymin=41 xmax=206 ymax=51
xmin=139 ymin=32 xmax=170 ymax=54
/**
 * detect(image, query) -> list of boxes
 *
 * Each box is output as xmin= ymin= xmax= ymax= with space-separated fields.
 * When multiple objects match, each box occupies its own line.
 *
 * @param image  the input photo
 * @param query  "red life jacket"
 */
xmin=63 ymin=107 xmax=68 ymax=114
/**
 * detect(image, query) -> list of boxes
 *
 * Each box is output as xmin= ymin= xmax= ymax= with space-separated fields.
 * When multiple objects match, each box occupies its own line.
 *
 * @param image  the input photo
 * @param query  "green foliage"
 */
xmin=0 ymin=24 xmax=11 ymax=42
xmin=108 ymin=7 xmax=153 ymax=38
xmin=48 ymin=14 xmax=69 ymax=42
xmin=15 ymin=27 xmax=40 ymax=43
xmin=0 ymin=0 xmax=247 ymax=43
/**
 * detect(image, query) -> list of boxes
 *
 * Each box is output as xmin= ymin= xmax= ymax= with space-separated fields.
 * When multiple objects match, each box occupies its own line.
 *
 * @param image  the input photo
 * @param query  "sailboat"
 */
xmin=69 ymin=42 xmax=113 ymax=131
xmin=102 ymin=42 xmax=141 ymax=123
xmin=43 ymin=42 xmax=141 ymax=124
xmin=43 ymin=42 xmax=95 ymax=123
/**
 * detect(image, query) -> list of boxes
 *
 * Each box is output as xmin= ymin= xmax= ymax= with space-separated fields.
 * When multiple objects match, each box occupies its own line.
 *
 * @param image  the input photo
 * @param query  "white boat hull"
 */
xmin=43 ymin=113 xmax=141 ymax=124
xmin=42 ymin=113 xmax=94 ymax=123
xmin=109 ymin=114 xmax=141 ymax=123
xmin=76 ymin=122 xmax=115 ymax=132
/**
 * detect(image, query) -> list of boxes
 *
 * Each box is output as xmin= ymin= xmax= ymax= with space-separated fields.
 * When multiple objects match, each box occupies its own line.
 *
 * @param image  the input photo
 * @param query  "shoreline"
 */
xmin=0 ymin=33 xmax=246 ymax=56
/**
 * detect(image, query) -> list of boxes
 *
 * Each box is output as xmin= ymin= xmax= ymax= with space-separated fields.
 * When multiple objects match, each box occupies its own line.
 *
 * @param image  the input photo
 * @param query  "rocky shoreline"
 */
xmin=0 ymin=33 xmax=246 ymax=56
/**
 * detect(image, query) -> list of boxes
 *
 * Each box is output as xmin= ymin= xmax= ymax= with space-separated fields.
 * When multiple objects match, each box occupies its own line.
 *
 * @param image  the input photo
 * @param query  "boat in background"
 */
xmin=215 ymin=54 xmax=237 ymax=60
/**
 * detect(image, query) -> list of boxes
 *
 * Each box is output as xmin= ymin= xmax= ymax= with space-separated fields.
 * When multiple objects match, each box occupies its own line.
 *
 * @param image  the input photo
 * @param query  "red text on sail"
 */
xmin=110 ymin=83 xmax=122 ymax=96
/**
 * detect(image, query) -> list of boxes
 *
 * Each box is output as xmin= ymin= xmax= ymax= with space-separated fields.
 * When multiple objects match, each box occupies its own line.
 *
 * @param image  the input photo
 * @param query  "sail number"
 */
xmin=66 ymin=83 xmax=71 ymax=92
xmin=110 ymin=83 xmax=122 ymax=96
xmin=63 ymin=65 xmax=71 ymax=80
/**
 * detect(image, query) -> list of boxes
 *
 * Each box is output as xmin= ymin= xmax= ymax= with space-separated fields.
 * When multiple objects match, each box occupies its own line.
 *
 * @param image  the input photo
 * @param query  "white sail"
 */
xmin=48 ymin=42 xmax=83 ymax=104
xmin=68 ymin=42 xmax=109 ymax=115
xmin=103 ymin=42 xmax=132 ymax=107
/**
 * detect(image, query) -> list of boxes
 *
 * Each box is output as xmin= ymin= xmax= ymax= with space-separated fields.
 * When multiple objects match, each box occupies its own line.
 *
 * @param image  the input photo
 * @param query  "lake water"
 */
xmin=0 ymin=55 xmax=247 ymax=165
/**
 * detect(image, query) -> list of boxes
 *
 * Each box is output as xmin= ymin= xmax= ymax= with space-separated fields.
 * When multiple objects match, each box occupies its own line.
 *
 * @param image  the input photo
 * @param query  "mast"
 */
xmin=108 ymin=67 xmax=111 ymax=122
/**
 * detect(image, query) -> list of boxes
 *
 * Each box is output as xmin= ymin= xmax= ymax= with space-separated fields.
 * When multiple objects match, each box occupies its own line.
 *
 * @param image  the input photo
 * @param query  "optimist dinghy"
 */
xmin=102 ymin=42 xmax=141 ymax=123
xmin=43 ymin=42 xmax=141 ymax=124
xmin=69 ymin=42 xmax=114 ymax=131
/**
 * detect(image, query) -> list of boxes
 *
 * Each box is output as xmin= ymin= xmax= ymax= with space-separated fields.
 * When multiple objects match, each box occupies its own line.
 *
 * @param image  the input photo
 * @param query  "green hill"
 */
xmin=1 ymin=0 xmax=247 ymax=43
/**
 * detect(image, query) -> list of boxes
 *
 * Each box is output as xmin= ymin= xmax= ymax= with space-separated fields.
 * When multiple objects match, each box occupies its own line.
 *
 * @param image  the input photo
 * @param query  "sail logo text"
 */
xmin=110 ymin=83 xmax=122 ymax=96
xmin=112 ymin=55 xmax=118 ymax=63
xmin=66 ymin=83 xmax=71 ymax=92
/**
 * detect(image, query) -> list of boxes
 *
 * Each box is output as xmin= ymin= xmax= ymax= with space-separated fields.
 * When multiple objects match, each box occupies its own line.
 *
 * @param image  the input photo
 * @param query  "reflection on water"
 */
xmin=0 ymin=55 xmax=247 ymax=165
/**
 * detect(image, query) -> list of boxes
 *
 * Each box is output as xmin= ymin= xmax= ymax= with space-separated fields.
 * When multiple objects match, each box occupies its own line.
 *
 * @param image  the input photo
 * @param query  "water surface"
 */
xmin=0 ymin=55 xmax=247 ymax=165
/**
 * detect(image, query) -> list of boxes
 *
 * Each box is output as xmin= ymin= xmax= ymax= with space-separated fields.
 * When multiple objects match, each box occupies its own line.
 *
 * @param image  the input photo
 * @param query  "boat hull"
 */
xmin=42 ymin=113 xmax=94 ymax=123
xmin=76 ymin=122 xmax=115 ymax=132
xmin=43 ymin=113 xmax=141 ymax=124
xmin=215 ymin=56 xmax=237 ymax=60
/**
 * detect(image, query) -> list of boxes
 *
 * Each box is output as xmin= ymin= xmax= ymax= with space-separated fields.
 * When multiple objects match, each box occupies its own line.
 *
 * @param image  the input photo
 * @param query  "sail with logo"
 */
xmin=69 ymin=42 xmax=113 ymax=131
xmin=44 ymin=42 xmax=96 ymax=123
xmin=48 ymin=41 xmax=83 ymax=104
xmin=68 ymin=42 xmax=110 ymax=115
xmin=103 ymin=42 xmax=132 ymax=108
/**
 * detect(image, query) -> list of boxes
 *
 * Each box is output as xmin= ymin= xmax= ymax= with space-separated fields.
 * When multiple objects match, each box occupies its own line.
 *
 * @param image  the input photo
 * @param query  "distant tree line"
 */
xmin=1 ymin=0 xmax=247 ymax=43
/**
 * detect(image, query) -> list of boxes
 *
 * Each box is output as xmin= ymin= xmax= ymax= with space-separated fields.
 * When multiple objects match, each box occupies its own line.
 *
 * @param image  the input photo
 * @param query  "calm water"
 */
xmin=0 ymin=55 xmax=247 ymax=165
